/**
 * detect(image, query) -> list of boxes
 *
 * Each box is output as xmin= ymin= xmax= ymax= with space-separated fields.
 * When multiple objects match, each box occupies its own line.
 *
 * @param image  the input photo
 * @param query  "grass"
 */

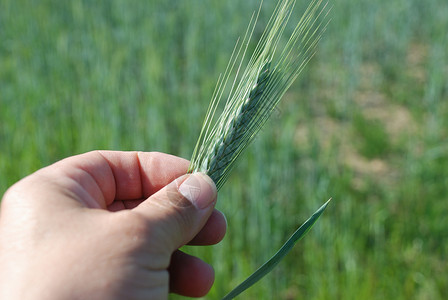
xmin=1 ymin=0 xmax=447 ymax=299
xmin=352 ymin=111 xmax=392 ymax=159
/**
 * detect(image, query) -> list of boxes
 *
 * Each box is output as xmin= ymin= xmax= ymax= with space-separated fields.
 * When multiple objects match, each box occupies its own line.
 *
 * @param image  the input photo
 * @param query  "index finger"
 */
xmin=55 ymin=151 xmax=189 ymax=207
xmin=100 ymin=151 xmax=189 ymax=200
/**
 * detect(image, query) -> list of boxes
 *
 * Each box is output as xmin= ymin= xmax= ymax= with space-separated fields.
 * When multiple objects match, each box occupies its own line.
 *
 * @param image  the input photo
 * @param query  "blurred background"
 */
xmin=1 ymin=0 xmax=447 ymax=299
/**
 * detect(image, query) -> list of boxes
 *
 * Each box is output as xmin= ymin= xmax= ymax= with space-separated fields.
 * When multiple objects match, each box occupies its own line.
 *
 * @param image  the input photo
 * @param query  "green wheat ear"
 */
xmin=188 ymin=0 xmax=330 ymax=189
xmin=187 ymin=0 xmax=331 ymax=298
xmin=200 ymin=61 xmax=271 ymax=188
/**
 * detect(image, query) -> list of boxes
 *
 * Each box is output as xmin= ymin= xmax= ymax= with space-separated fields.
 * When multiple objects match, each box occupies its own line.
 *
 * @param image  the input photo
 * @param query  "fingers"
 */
xmin=133 ymin=172 xmax=217 ymax=250
xmin=107 ymin=199 xmax=143 ymax=212
xmin=188 ymin=209 xmax=227 ymax=246
xmin=97 ymin=151 xmax=189 ymax=201
xmin=33 ymin=151 xmax=189 ymax=209
xmin=96 ymin=151 xmax=190 ymax=202
xmin=169 ymin=250 xmax=214 ymax=298
xmin=134 ymin=151 xmax=190 ymax=197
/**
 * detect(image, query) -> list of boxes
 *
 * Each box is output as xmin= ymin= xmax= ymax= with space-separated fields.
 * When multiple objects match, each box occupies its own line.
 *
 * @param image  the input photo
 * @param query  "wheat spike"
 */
xmin=205 ymin=62 xmax=271 ymax=188
xmin=188 ymin=0 xmax=330 ymax=190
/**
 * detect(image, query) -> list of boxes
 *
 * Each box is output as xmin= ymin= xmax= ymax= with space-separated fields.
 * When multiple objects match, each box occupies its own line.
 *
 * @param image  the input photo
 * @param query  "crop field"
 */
xmin=1 ymin=0 xmax=447 ymax=299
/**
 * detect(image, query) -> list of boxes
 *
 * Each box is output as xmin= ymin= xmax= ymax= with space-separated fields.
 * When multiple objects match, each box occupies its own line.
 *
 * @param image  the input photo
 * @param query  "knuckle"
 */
xmin=150 ymin=191 xmax=195 ymax=229
xmin=1 ymin=182 xmax=24 ymax=210
xmin=163 ymin=182 xmax=194 ymax=209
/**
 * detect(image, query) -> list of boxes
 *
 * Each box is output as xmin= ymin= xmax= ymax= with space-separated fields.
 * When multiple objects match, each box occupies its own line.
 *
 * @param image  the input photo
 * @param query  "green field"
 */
xmin=1 ymin=0 xmax=447 ymax=299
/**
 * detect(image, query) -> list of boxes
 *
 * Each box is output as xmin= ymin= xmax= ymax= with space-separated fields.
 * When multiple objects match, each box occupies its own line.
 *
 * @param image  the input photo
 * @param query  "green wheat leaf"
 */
xmin=222 ymin=198 xmax=332 ymax=300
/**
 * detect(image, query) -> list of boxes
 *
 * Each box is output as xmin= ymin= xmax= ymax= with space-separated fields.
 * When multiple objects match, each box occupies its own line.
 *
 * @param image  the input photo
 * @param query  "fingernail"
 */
xmin=178 ymin=173 xmax=217 ymax=209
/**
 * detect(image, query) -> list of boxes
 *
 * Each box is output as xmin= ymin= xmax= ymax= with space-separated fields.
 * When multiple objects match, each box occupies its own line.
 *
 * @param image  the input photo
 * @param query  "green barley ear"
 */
xmin=188 ymin=1 xmax=331 ymax=298
xmin=188 ymin=0 xmax=331 ymax=190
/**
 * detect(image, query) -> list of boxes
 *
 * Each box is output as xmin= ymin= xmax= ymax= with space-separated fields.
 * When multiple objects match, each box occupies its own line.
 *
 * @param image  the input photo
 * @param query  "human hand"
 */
xmin=0 ymin=151 xmax=226 ymax=300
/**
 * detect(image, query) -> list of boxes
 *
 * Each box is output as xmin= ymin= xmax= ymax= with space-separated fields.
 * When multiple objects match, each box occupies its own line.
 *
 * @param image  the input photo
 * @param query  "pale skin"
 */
xmin=0 ymin=151 xmax=227 ymax=299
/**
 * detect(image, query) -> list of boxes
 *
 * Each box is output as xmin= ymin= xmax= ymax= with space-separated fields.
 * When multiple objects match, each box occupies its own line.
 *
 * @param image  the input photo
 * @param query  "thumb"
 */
xmin=134 ymin=172 xmax=217 ymax=251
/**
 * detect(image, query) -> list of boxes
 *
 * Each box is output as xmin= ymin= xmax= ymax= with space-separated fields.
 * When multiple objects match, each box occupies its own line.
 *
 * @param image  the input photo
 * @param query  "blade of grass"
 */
xmin=222 ymin=198 xmax=332 ymax=300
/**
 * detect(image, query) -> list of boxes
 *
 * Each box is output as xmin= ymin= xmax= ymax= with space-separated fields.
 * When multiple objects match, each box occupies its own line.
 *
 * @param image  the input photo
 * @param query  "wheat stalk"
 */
xmin=188 ymin=0 xmax=330 ymax=189
xmin=187 ymin=1 xmax=331 ymax=298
